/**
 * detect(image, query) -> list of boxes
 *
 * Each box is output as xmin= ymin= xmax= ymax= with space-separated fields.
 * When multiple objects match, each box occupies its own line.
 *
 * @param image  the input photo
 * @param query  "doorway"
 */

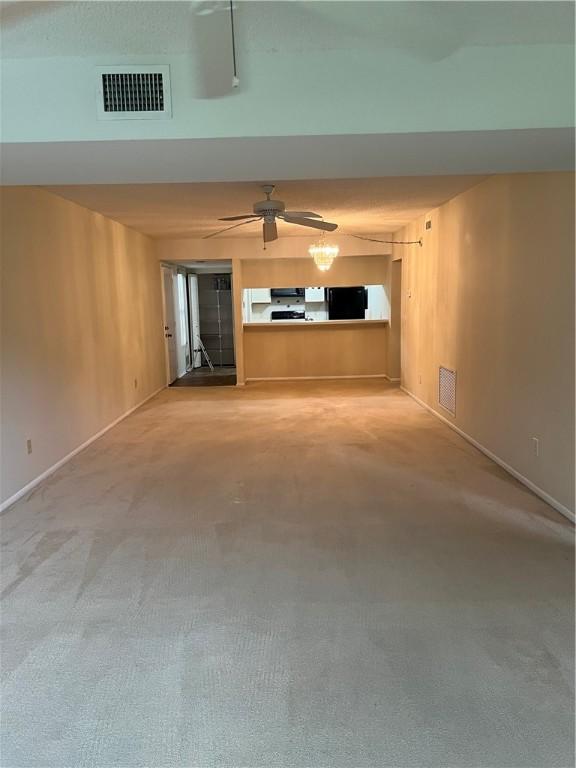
xmin=163 ymin=261 xmax=236 ymax=387
xmin=196 ymin=272 xmax=235 ymax=368
xmin=161 ymin=265 xmax=191 ymax=385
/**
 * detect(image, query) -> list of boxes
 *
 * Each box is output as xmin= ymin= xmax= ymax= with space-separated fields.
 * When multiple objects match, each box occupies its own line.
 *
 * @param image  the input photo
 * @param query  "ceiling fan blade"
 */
xmin=218 ymin=214 xmax=257 ymax=221
xmin=263 ymin=221 xmax=278 ymax=243
xmin=283 ymin=211 xmax=322 ymax=219
xmin=203 ymin=217 xmax=261 ymax=239
xmin=281 ymin=215 xmax=338 ymax=232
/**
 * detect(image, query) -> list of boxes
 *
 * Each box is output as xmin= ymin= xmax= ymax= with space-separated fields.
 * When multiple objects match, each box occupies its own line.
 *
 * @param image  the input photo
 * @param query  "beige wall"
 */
xmin=386 ymin=260 xmax=402 ymax=380
xmin=231 ymin=258 xmax=245 ymax=384
xmin=157 ymin=235 xmax=392 ymax=263
xmin=395 ymin=172 xmax=575 ymax=515
xmin=0 ymin=187 xmax=165 ymax=505
xmin=241 ymin=255 xmax=388 ymax=289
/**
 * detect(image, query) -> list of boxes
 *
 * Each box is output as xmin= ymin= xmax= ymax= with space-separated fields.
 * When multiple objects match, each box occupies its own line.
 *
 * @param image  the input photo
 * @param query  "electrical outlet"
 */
xmin=531 ymin=437 xmax=540 ymax=457
xmin=419 ymin=374 xmax=422 ymax=384
xmin=26 ymin=439 xmax=32 ymax=455
xmin=134 ymin=378 xmax=138 ymax=389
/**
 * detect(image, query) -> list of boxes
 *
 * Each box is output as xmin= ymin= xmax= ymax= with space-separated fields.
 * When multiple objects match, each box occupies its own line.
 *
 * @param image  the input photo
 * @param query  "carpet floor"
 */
xmin=1 ymin=381 xmax=574 ymax=767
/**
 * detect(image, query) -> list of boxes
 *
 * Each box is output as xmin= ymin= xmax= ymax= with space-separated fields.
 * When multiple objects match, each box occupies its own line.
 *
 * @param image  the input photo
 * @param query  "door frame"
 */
xmin=160 ymin=264 xmax=179 ymax=385
xmin=187 ymin=273 xmax=201 ymax=368
xmin=174 ymin=269 xmax=190 ymax=377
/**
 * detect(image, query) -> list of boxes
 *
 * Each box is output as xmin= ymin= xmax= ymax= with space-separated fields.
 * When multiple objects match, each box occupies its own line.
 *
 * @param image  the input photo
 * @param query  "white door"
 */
xmin=188 ymin=274 xmax=201 ymax=368
xmin=161 ymin=266 xmax=178 ymax=384
xmin=175 ymin=272 xmax=190 ymax=377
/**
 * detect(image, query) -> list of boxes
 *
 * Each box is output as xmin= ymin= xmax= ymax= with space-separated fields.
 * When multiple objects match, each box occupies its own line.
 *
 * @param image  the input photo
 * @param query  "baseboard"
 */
xmin=385 ymin=376 xmax=401 ymax=383
xmin=245 ymin=374 xmax=389 ymax=383
xmin=0 ymin=385 xmax=166 ymax=514
xmin=401 ymin=387 xmax=575 ymax=524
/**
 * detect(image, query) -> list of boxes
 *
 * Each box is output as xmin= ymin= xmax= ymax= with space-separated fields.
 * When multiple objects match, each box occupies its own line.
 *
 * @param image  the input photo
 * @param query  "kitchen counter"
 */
xmin=243 ymin=318 xmax=389 ymax=379
xmin=244 ymin=319 xmax=389 ymax=330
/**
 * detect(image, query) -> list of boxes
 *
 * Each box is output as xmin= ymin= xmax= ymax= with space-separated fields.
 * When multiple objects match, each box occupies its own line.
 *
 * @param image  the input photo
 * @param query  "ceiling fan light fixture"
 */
xmin=309 ymin=233 xmax=339 ymax=272
xmin=208 ymin=185 xmax=338 ymax=245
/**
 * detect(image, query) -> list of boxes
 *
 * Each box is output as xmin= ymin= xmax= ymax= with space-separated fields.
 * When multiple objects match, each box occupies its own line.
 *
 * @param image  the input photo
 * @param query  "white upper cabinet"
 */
xmin=305 ymin=286 xmax=326 ymax=302
xmin=250 ymin=288 xmax=271 ymax=303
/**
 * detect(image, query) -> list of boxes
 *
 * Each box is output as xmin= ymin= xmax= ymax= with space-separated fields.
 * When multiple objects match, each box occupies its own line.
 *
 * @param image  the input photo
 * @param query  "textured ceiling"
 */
xmin=1 ymin=1 xmax=573 ymax=58
xmin=45 ymin=176 xmax=486 ymax=239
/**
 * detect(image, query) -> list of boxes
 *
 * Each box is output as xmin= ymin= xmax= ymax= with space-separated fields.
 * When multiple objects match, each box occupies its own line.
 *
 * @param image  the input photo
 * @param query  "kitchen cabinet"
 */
xmin=305 ymin=286 xmax=325 ymax=302
xmin=250 ymin=288 xmax=271 ymax=303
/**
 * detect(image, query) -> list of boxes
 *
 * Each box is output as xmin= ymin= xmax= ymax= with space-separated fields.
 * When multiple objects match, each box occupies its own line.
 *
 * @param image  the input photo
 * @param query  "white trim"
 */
xmin=0 ymin=386 xmax=165 ymax=514
xmin=401 ymin=387 xmax=575 ymax=524
xmin=385 ymin=376 xmax=401 ymax=383
xmin=245 ymin=374 xmax=389 ymax=383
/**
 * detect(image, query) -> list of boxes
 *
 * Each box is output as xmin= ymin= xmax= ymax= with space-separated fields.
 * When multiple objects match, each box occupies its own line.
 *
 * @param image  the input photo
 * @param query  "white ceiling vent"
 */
xmin=96 ymin=66 xmax=171 ymax=120
xmin=438 ymin=366 xmax=456 ymax=415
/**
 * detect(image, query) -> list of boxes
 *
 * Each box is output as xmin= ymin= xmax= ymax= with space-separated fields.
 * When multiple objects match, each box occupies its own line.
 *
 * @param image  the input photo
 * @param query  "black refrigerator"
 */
xmin=327 ymin=287 xmax=367 ymax=320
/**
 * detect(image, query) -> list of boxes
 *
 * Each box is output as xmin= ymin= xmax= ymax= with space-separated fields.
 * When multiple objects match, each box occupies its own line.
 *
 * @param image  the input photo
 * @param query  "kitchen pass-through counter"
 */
xmin=243 ymin=319 xmax=389 ymax=380
xmin=244 ymin=319 xmax=388 ymax=329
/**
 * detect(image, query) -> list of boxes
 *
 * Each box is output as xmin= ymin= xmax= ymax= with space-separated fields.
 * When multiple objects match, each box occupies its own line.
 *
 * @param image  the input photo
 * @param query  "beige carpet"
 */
xmin=1 ymin=381 xmax=574 ymax=767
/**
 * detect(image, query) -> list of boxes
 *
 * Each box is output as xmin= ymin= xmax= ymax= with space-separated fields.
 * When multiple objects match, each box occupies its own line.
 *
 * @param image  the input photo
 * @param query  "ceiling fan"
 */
xmin=204 ymin=185 xmax=338 ymax=244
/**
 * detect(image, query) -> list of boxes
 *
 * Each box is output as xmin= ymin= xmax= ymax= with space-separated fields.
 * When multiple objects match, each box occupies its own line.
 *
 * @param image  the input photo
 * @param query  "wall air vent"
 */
xmin=96 ymin=66 xmax=171 ymax=120
xmin=438 ymin=366 xmax=456 ymax=415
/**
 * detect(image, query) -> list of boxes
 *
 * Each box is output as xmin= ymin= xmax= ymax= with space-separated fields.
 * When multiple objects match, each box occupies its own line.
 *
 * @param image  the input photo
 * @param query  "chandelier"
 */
xmin=308 ymin=232 xmax=339 ymax=271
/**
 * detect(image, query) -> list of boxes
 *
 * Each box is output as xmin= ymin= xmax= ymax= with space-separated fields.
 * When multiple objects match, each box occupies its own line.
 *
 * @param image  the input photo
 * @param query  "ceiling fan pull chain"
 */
xmin=230 ymin=1 xmax=239 ymax=88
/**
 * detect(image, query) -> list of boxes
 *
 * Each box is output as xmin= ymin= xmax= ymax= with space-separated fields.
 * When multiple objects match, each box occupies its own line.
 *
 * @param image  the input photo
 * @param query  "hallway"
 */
xmin=1 ymin=381 xmax=573 ymax=767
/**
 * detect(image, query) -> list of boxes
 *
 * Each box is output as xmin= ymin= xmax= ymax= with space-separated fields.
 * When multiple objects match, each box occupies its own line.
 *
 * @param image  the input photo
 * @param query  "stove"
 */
xmin=270 ymin=310 xmax=305 ymax=321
